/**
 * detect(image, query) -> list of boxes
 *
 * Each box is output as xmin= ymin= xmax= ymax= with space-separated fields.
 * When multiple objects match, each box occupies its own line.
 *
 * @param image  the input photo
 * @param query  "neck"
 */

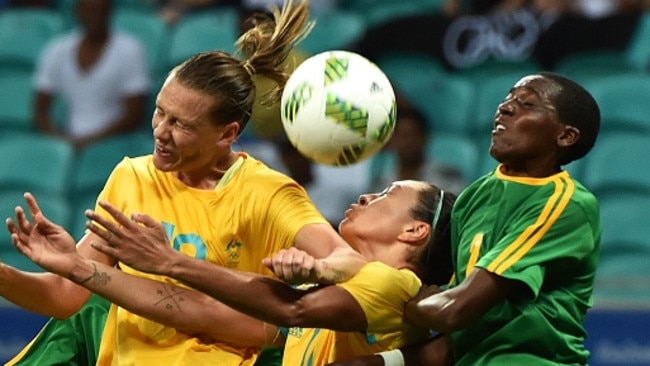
xmin=499 ymin=156 xmax=562 ymax=178
xmin=362 ymin=242 xmax=414 ymax=273
xmin=176 ymin=151 xmax=240 ymax=189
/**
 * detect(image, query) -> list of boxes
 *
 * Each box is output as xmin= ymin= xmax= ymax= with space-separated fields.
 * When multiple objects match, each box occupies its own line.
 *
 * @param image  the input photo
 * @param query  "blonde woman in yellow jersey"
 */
xmin=3 ymin=1 xmax=365 ymax=365
xmin=10 ymin=180 xmax=455 ymax=366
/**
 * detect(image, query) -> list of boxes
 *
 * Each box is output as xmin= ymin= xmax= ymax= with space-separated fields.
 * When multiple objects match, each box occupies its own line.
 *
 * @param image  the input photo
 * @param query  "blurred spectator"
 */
xmin=369 ymin=105 xmax=466 ymax=196
xmin=353 ymin=0 xmax=643 ymax=70
xmin=6 ymin=0 xmax=53 ymax=7
xmin=33 ymin=0 xmax=150 ymax=150
xmin=353 ymin=0 xmax=539 ymax=70
xmin=533 ymin=0 xmax=642 ymax=69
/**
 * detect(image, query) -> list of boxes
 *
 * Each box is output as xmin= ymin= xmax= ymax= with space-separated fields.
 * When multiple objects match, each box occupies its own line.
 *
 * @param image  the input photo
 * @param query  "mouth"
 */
xmin=155 ymin=144 xmax=173 ymax=157
xmin=492 ymin=122 xmax=506 ymax=134
xmin=344 ymin=204 xmax=358 ymax=218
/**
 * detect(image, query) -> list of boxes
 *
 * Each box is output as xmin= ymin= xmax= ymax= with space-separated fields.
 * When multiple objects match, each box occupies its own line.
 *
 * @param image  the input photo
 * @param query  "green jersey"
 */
xmin=449 ymin=167 xmax=601 ymax=365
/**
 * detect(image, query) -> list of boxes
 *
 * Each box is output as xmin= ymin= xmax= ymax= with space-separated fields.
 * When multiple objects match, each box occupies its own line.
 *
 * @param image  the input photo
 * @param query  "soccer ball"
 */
xmin=280 ymin=50 xmax=396 ymax=166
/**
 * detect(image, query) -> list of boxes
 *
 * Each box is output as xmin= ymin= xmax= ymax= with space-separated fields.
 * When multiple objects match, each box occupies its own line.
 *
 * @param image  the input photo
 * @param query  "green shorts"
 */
xmin=5 ymin=294 xmax=110 ymax=366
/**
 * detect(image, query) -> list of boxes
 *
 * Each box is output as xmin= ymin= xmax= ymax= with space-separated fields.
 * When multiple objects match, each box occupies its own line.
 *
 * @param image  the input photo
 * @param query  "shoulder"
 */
xmin=342 ymin=262 xmax=421 ymax=292
xmin=111 ymin=155 xmax=153 ymax=176
xmin=240 ymin=154 xmax=297 ymax=185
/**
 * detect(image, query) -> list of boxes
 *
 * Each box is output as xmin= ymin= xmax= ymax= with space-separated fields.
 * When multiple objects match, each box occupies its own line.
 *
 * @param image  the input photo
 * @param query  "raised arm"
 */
xmin=405 ymin=268 xmax=522 ymax=333
xmin=33 ymin=91 xmax=59 ymax=136
xmin=55 ymin=257 xmax=279 ymax=347
xmin=3 ymin=194 xmax=117 ymax=318
xmin=8 ymin=193 xmax=279 ymax=347
xmin=85 ymin=200 xmax=368 ymax=331
xmin=268 ymin=223 xmax=368 ymax=284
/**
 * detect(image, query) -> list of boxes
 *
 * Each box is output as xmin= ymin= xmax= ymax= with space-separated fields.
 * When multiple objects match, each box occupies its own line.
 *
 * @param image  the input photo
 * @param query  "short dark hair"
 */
xmin=538 ymin=72 xmax=601 ymax=165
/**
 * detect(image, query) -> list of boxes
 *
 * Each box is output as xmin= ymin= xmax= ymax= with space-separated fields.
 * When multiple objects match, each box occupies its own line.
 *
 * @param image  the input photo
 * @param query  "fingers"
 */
xmin=97 ymin=200 xmax=134 ymax=229
xmin=6 ymin=217 xmax=28 ymax=247
xmin=300 ymin=255 xmax=314 ymax=281
xmin=90 ymin=240 xmax=119 ymax=258
xmin=85 ymin=209 xmax=122 ymax=243
xmin=130 ymin=212 xmax=161 ymax=230
xmin=266 ymin=248 xmax=316 ymax=283
xmin=6 ymin=218 xmax=25 ymax=248
xmin=20 ymin=193 xmax=58 ymax=232
xmin=15 ymin=206 xmax=33 ymax=235
xmin=23 ymin=193 xmax=42 ymax=218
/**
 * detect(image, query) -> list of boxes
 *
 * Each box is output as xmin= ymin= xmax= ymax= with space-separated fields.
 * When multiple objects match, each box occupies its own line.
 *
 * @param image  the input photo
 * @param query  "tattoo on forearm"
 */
xmin=330 ymin=269 xmax=346 ymax=283
xmin=79 ymin=263 xmax=110 ymax=286
xmin=154 ymin=284 xmax=186 ymax=312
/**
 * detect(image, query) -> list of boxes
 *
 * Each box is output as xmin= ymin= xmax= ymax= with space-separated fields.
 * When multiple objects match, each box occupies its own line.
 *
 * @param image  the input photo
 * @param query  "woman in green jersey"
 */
xmin=330 ymin=71 xmax=602 ymax=366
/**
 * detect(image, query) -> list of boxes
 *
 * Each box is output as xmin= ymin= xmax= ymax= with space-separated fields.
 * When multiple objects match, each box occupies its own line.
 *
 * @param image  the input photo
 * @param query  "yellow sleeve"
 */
xmin=338 ymin=262 xmax=422 ymax=333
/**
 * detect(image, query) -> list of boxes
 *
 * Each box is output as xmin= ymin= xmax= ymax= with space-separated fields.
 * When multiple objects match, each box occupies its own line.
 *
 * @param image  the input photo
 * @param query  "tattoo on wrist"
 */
xmin=78 ymin=263 xmax=110 ymax=286
xmin=154 ymin=284 xmax=186 ymax=312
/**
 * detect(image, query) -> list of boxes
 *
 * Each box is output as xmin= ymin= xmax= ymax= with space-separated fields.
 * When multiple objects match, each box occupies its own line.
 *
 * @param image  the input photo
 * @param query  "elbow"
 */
xmin=272 ymin=301 xmax=311 ymax=328
xmin=435 ymin=304 xmax=468 ymax=333
xmin=51 ymin=303 xmax=85 ymax=320
xmin=407 ymin=297 xmax=469 ymax=334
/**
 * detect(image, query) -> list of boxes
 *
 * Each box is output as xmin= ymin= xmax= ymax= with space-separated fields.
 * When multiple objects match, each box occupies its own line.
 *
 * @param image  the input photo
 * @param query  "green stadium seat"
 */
xmin=428 ymin=132 xmax=479 ymax=183
xmin=299 ymin=11 xmax=366 ymax=55
xmin=71 ymin=132 xmax=153 ymax=198
xmin=166 ymin=8 xmax=239 ymax=70
xmin=459 ymin=59 xmax=541 ymax=81
xmin=375 ymin=56 xmax=477 ymax=135
xmin=113 ymin=8 xmax=171 ymax=83
xmin=581 ymin=73 xmax=650 ymax=134
xmin=0 ymin=71 xmax=36 ymax=133
xmin=0 ymin=189 xmax=72 ymax=272
xmin=0 ymin=9 xmax=65 ymax=71
xmin=69 ymin=191 xmax=99 ymax=241
xmin=594 ymin=192 xmax=650 ymax=306
xmin=0 ymin=133 xmax=74 ymax=196
xmin=553 ymin=51 xmax=640 ymax=84
xmin=624 ymin=11 xmax=650 ymax=71
xmin=598 ymin=193 xmax=650 ymax=258
xmin=581 ymin=132 xmax=650 ymax=196
xmin=364 ymin=1 xmax=443 ymax=26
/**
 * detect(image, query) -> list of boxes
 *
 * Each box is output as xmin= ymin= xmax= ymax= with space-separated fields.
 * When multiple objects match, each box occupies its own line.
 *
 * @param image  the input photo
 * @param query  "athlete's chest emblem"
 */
xmin=226 ymin=239 xmax=243 ymax=267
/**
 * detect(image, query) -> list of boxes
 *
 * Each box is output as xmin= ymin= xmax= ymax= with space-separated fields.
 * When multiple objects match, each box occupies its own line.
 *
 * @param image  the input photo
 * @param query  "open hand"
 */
xmin=5 ymin=193 xmax=79 ymax=275
xmin=85 ymin=200 xmax=175 ymax=275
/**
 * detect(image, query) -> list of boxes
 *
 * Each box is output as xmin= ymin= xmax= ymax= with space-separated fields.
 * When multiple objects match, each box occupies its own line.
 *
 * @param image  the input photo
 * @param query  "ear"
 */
xmin=397 ymin=220 xmax=431 ymax=246
xmin=557 ymin=125 xmax=580 ymax=148
xmin=220 ymin=121 xmax=241 ymax=144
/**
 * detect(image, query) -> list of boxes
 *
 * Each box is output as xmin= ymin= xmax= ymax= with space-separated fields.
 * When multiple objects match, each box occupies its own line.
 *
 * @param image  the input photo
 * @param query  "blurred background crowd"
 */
xmin=0 ymin=0 xmax=650 ymax=361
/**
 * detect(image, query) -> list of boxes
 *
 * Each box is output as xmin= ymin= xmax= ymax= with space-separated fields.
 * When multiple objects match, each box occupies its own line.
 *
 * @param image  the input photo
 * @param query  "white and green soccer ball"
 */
xmin=280 ymin=50 xmax=396 ymax=166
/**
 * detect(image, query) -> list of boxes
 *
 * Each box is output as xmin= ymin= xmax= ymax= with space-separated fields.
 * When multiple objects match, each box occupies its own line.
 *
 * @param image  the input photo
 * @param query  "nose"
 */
xmin=497 ymin=100 xmax=515 ymax=116
xmin=358 ymin=194 xmax=368 ymax=205
xmin=153 ymin=118 xmax=170 ymax=141
xmin=358 ymin=193 xmax=379 ymax=206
